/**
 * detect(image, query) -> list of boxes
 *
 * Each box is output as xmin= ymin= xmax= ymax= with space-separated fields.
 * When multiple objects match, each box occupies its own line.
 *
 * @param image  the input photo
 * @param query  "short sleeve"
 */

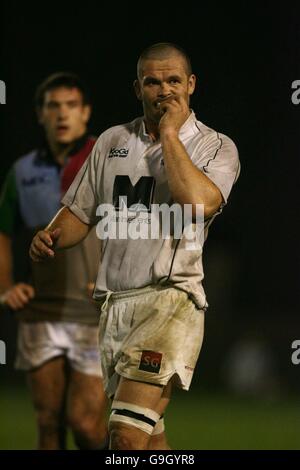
xmin=0 ymin=167 xmax=21 ymax=235
xmin=61 ymin=138 xmax=102 ymax=225
xmin=194 ymin=133 xmax=240 ymax=204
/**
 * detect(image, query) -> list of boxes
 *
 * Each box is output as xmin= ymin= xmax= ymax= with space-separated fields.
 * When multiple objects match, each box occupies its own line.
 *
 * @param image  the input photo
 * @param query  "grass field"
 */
xmin=0 ymin=384 xmax=299 ymax=450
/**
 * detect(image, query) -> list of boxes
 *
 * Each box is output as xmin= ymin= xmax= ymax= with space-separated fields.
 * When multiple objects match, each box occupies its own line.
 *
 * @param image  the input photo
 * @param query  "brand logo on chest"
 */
xmin=108 ymin=147 xmax=129 ymax=158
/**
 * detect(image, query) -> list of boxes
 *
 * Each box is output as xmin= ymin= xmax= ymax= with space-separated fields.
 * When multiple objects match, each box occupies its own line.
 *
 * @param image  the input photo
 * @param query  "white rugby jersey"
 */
xmin=62 ymin=112 xmax=240 ymax=309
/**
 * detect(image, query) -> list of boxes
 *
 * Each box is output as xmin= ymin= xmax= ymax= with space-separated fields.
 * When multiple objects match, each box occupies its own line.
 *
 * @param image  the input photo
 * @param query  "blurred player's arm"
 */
xmin=0 ymin=233 xmax=13 ymax=292
xmin=29 ymin=206 xmax=91 ymax=262
xmin=31 ymin=141 xmax=101 ymax=263
xmin=0 ymin=233 xmax=35 ymax=309
xmin=0 ymin=169 xmax=35 ymax=309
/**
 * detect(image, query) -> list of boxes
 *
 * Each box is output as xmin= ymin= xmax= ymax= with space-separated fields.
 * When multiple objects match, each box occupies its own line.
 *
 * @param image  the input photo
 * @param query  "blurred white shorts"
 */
xmin=15 ymin=321 xmax=102 ymax=377
xmin=98 ymin=285 xmax=205 ymax=398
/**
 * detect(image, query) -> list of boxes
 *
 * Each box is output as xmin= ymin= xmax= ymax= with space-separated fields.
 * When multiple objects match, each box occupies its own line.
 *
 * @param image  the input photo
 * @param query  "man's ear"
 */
xmin=188 ymin=74 xmax=196 ymax=96
xmin=82 ymin=104 xmax=92 ymax=124
xmin=133 ymin=79 xmax=142 ymax=100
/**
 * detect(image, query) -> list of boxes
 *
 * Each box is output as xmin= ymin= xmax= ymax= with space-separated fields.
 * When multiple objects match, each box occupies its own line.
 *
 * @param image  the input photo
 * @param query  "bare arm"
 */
xmin=0 ymin=233 xmax=13 ymax=292
xmin=0 ymin=232 xmax=34 ymax=309
xmin=159 ymin=97 xmax=222 ymax=219
xmin=29 ymin=206 xmax=91 ymax=262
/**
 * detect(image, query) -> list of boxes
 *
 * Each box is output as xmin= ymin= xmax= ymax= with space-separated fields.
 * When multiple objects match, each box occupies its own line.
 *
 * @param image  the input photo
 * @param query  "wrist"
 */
xmin=160 ymin=129 xmax=179 ymax=143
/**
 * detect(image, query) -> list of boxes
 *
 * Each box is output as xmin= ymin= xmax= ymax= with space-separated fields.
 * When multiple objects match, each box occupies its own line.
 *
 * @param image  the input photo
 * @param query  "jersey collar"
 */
xmin=34 ymin=133 xmax=90 ymax=167
xmin=139 ymin=110 xmax=198 ymax=143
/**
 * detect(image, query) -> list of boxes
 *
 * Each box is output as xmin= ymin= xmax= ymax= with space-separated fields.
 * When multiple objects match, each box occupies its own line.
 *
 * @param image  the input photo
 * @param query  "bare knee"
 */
xmin=110 ymin=428 xmax=135 ymax=450
xmin=68 ymin=413 xmax=107 ymax=449
xmin=109 ymin=423 xmax=150 ymax=450
xmin=66 ymin=370 xmax=108 ymax=448
xmin=68 ymin=414 xmax=103 ymax=438
xmin=148 ymin=432 xmax=171 ymax=450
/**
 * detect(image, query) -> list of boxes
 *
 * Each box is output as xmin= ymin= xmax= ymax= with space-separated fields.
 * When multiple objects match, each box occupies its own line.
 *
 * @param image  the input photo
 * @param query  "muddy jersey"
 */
xmin=0 ymin=135 xmax=101 ymax=324
xmin=62 ymin=113 xmax=240 ymax=309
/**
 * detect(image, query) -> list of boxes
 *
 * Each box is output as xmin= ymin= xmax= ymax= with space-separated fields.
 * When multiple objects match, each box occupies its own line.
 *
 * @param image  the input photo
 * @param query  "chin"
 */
xmin=56 ymin=135 xmax=73 ymax=145
xmin=147 ymin=111 xmax=159 ymax=124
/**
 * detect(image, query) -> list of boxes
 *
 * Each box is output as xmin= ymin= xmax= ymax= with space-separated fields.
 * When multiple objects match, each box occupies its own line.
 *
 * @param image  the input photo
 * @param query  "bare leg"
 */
xmin=109 ymin=377 xmax=172 ymax=450
xmin=148 ymin=380 xmax=172 ymax=450
xmin=27 ymin=356 xmax=67 ymax=450
xmin=148 ymin=432 xmax=171 ymax=450
xmin=66 ymin=368 xmax=108 ymax=449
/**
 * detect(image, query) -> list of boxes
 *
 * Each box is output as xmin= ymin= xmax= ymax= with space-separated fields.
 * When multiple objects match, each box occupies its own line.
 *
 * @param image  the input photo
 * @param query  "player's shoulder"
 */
xmin=194 ymin=119 xmax=239 ymax=162
xmin=1 ymin=149 xmax=39 ymax=202
xmin=94 ymin=117 xmax=142 ymax=146
xmin=2 ymin=150 xmax=40 ymax=184
xmin=13 ymin=149 xmax=39 ymax=172
xmin=196 ymin=119 xmax=237 ymax=149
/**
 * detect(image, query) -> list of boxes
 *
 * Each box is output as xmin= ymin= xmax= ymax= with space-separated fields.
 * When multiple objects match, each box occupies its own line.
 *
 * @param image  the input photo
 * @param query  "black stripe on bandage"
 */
xmin=111 ymin=409 xmax=156 ymax=427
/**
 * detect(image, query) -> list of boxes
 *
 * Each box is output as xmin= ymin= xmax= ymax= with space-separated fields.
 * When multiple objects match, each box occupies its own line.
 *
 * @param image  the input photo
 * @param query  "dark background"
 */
xmin=0 ymin=1 xmax=299 ymax=397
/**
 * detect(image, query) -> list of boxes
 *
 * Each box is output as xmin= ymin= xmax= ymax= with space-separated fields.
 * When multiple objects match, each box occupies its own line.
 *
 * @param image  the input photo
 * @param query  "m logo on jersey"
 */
xmin=139 ymin=351 xmax=162 ymax=373
xmin=113 ymin=175 xmax=155 ymax=212
xmin=108 ymin=147 xmax=129 ymax=158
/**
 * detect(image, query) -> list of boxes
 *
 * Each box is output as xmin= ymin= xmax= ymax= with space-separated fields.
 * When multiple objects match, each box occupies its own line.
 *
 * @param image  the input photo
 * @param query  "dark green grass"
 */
xmin=0 ymin=384 xmax=299 ymax=450
xmin=167 ymin=390 xmax=300 ymax=450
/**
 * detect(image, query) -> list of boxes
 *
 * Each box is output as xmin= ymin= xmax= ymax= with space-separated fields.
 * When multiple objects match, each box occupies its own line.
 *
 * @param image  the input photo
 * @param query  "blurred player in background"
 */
xmin=0 ymin=73 xmax=108 ymax=449
xmin=30 ymin=44 xmax=240 ymax=449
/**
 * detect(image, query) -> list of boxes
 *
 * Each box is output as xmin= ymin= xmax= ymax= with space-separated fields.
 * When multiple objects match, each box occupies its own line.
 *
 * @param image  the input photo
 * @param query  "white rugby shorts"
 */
xmin=16 ymin=321 xmax=102 ymax=377
xmin=98 ymin=285 xmax=205 ymax=397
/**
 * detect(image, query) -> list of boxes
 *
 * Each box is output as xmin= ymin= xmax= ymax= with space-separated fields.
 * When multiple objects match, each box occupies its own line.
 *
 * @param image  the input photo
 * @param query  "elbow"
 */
xmin=205 ymin=195 xmax=223 ymax=219
xmin=192 ymin=190 xmax=223 ymax=221
xmin=204 ymin=198 xmax=223 ymax=218
xmin=204 ymin=186 xmax=223 ymax=218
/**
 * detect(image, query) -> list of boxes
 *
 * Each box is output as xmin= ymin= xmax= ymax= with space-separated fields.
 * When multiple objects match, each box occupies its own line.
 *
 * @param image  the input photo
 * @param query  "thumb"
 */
xmin=50 ymin=228 xmax=61 ymax=241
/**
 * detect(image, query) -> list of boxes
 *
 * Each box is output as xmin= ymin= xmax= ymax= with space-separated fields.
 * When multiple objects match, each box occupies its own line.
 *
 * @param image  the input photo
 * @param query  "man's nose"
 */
xmin=158 ymin=82 xmax=172 ymax=97
xmin=57 ymin=105 xmax=68 ymax=120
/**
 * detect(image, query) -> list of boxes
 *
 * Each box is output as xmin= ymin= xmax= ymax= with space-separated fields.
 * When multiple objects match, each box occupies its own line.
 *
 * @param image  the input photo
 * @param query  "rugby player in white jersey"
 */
xmin=30 ymin=43 xmax=240 ymax=449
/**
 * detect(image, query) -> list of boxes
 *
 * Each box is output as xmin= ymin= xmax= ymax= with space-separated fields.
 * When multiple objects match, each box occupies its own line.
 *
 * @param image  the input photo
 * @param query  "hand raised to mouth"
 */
xmin=156 ymin=95 xmax=176 ymax=110
xmin=158 ymin=95 xmax=190 ymax=136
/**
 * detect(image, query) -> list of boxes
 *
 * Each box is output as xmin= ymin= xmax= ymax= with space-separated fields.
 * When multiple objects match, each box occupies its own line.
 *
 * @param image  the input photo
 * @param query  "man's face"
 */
xmin=38 ymin=87 xmax=91 ymax=145
xmin=134 ymin=55 xmax=196 ymax=125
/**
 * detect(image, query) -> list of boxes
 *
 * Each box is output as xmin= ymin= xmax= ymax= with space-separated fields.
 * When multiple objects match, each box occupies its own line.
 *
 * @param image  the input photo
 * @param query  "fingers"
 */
xmin=5 ymin=290 xmax=24 ymax=309
xmin=38 ymin=230 xmax=54 ymax=246
xmin=158 ymin=96 xmax=177 ymax=112
xmin=161 ymin=96 xmax=184 ymax=111
xmin=158 ymin=95 xmax=189 ymax=135
xmin=159 ymin=99 xmax=184 ymax=119
xmin=86 ymin=282 xmax=95 ymax=298
xmin=20 ymin=283 xmax=35 ymax=299
xmin=3 ymin=283 xmax=35 ymax=310
xmin=32 ymin=239 xmax=55 ymax=258
xmin=50 ymin=228 xmax=61 ymax=241
xmin=29 ymin=230 xmax=55 ymax=262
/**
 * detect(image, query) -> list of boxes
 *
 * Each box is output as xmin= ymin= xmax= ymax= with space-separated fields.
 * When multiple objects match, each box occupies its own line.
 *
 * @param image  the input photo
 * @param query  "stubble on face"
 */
xmin=138 ymin=54 xmax=193 ymax=128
